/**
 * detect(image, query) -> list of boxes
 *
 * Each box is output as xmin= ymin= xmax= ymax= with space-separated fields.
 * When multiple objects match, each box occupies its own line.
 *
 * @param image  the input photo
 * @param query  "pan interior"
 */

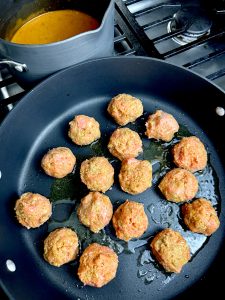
xmin=0 ymin=57 xmax=224 ymax=300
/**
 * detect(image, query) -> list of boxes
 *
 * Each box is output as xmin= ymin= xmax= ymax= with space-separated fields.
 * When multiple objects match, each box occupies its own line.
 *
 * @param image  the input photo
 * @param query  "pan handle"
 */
xmin=0 ymin=59 xmax=27 ymax=72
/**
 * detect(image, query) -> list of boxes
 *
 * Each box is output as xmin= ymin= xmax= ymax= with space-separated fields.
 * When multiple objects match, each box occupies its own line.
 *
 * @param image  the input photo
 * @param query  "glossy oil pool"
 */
xmin=48 ymin=116 xmax=220 ymax=288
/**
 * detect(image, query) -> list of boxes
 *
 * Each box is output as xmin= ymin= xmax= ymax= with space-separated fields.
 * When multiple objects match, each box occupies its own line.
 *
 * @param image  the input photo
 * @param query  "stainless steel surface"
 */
xmin=2 ymin=0 xmax=225 ymax=98
xmin=0 ymin=60 xmax=27 ymax=72
xmin=1 ymin=0 xmax=225 ymax=298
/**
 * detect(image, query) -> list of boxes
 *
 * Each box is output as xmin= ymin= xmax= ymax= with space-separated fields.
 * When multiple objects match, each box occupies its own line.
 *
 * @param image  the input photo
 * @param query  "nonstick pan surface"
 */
xmin=0 ymin=57 xmax=225 ymax=300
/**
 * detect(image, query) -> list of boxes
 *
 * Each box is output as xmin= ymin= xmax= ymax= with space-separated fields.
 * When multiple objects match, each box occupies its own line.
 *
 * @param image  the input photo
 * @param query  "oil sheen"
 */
xmin=48 ymin=121 xmax=220 ymax=286
xmin=10 ymin=10 xmax=99 ymax=44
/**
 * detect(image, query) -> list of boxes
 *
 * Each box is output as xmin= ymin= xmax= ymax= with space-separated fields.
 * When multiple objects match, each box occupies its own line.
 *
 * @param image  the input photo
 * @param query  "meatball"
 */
xmin=80 ymin=157 xmax=114 ymax=192
xmin=41 ymin=147 xmax=76 ymax=178
xmin=119 ymin=158 xmax=152 ymax=195
xmin=112 ymin=200 xmax=148 ymax=241
xmin=172 ymin=136 xmax=207 ymax=172
xmin=182 ymin=198 xmax=220 ymax=236
xmin=108 ymin=128 xmax=143 ymax=161
xmin=107 ymin=93 xmax=143 ymax=126
xmin=44 ymin=228 xmax=79 ymax=267
xmin=150 ymin=228 xmax=190 ymax=273
xmin=145 ymin=110 xmax=179 ymax=142
xmin=158 ymin=168 xmax=198 ymax=203
xmin=78 ymin=243 xmax=118 ymax=288
xmin=14 ymin=192 xmax=52 ymax=229
xmin=77 ymin=192 xmax=113 ymax=233
xmin=68 ymin=115 xmax=101 ymax=146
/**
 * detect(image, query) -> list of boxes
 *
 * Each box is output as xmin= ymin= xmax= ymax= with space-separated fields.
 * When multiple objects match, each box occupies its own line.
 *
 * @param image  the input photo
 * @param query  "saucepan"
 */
xmin=0 ymin=0 xmax=114 ymax=87
xmin=0 ymin=56 xmax=225 ymax=299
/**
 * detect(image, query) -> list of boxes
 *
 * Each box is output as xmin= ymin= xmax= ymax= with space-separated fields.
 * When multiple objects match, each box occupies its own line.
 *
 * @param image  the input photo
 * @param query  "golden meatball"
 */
xmin=150 ymin=228 xmax=190 ymax=273
xmin=182 ymin=198 xmax=220 ymax=236
xmin=108 ymin=128 xmax=143 ymax=161
xmin=68 ymin=115 xmax=101 ymax=146
xmin=14 ymin=192 xmax=52 ymax=229
xmin=107 ymin=93 xmax=143 ymax=126
xmin=44 ymin=228 xmax=79 ymax=267
xmin=145 ymin=110 xmax=179 ymax=141
xmin=112 ymin=200 xmax=148 ymax=241
xmin=77 ymin=192 xmax=113 ymax=233
xmin=78 ymin=243 xmax=118 ymax=288
xmin=80 ymin=157 xmax=114 ymax=192
xmin=41 ymin=147 xmax=76 ymax=179
xmin=172 ymin=136 xmax=207 ymax=172
xmin=158 ymin=168 xmax=198 ymax=203
xmin=119 ymin=158 xmax=152 ymax=194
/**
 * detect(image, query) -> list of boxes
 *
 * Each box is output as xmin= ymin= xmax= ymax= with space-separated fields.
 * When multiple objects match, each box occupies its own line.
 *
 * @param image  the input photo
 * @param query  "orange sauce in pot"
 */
xmin=10 ymin=10 xmax=100 ymax=45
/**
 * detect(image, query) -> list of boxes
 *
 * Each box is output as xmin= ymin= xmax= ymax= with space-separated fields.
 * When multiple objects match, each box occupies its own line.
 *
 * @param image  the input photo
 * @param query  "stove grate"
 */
xmin=1 ymin=0 xmax=225 ymax=119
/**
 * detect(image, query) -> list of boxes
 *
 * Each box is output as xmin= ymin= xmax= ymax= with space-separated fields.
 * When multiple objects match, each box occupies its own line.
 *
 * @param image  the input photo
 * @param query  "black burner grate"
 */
xmin=120 ymin=0 xmax=225 ymax=87
xmin=1 ymin=0 xmax=225 ymax=298
xmin=1 ymin=0 xmax=225 ymax=119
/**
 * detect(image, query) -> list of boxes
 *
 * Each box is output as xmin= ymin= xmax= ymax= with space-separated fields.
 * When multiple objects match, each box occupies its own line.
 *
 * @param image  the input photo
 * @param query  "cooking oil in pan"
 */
xmin=48 ymin=122 xmax=220 ymax=287
xmin=48 ymin=208 xmax=124 ymax=254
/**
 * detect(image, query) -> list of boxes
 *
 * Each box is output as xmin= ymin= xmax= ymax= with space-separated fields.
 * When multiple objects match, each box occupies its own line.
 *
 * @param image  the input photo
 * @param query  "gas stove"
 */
xmin=1 ymin=0 xmax=225 ymax=123
xmin=1 ymin=1 xmax=225 ymax=299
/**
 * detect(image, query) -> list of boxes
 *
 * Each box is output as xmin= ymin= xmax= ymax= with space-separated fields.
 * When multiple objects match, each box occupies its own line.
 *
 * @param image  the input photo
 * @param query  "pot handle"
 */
xmin=0 ymin=59 xmax=27 ymax=72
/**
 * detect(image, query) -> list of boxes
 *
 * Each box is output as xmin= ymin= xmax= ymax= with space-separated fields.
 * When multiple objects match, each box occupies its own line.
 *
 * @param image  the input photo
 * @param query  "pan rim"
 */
xmin=1 ymin=56 xmax=225 ymax=132
xmin=0 ymin=56 xmax=225 ymax=300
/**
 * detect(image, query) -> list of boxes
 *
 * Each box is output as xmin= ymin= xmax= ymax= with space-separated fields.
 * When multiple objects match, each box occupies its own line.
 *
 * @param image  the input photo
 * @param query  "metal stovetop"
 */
xmin=2 ymin=0 xmax=225 ymax=121
xmin=1 ymin=0 xmax=225 ymax=298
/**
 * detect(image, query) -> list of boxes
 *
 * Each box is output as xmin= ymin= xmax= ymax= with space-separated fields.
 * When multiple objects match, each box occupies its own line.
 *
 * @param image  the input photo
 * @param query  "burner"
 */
xmin=167 ymin=7 xmax=212 ymax=45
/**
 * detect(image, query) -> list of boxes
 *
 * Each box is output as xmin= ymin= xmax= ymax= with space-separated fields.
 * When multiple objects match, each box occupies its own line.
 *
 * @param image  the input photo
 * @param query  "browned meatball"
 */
xmin=182 ymin=198 xmax=220 ymax=236
xmin=77 ymin=192 xmax=113 ymax=233
xmin=112 ymin=200 xmax=148 ymax=241
xmin=107 ymin=93 xmax=143 ymax=126
xmin=158 ymin=168 xmax=198 ymax=203
xmin=44 ymin=227 xmax=79 ymax=267
xmin=119 ymin=158 xmax=152 ymax=195
xmin=14 ymin=192 xmax=52 ymax=229
xmin=150 ymin=228 xmax=190 ymax=273
xmin=41 ymin=147 xmax=76 ymax=178
xmin=108 ymin=128 xmax=143 ymax=161
xmin=172 ymin=136 xmax=207 ymax=172
xmin=78 ymin=243 xmax=118 ymax=287
xmin=68 ymin=115 xmax=101 ymax=146
xmin=145 ymin=110 xmax=179 ymax=142
xmin=80 ymin=157 xmax=114 ymax=192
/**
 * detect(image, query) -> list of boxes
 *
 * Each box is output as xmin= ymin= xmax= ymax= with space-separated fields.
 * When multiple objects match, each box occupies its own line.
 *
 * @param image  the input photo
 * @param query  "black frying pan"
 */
xmin=0 ymin=57 xmax=225 ymax=300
